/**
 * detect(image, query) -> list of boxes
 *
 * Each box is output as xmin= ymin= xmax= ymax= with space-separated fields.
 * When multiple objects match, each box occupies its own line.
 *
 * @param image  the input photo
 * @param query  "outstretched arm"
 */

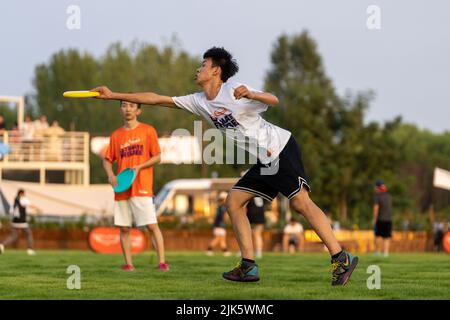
xmin=91 ymin=86 xmax=178 ymax=108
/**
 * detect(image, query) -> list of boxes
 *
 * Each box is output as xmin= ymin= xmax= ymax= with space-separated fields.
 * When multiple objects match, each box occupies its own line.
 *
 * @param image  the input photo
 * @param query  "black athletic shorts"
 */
xmin=375 ymin=221 xmax=392 ymax=238
xmin=247 ymin=210 xmax=266 ymax=225
xmin=232 ymin=135 xmax=310 ymax=202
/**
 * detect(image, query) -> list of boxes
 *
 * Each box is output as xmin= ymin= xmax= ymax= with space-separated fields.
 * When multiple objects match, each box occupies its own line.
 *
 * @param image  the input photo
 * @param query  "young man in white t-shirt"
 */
xmin=91 ymin=47 xmax=358 ymax=286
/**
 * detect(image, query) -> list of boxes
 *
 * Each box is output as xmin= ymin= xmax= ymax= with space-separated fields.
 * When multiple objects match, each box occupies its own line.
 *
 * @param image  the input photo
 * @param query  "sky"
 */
xmin=1 ymin=0 xmax=449 ymax=132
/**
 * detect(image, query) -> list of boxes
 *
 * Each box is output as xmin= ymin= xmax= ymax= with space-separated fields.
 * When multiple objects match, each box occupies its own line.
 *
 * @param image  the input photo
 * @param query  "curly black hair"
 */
xmin=203 ymin=47 xmax=239 ymax=82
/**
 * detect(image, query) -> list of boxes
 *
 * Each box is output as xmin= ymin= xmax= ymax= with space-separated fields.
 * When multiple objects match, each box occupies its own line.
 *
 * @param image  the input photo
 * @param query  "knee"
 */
xmin=225 ymin=195 xmax=245 ymax=214
xmin=290 ymin=194 xmax=312 ymax=215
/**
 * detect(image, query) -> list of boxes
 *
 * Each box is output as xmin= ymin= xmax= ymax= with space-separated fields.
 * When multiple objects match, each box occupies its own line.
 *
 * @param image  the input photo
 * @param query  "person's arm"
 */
xmin=298 ymin=231 xmax=305 ymax=252
xmin=91 ymin=86 xmax=178 ymax=108
xmin=233 ymin=85 xmax=279 ymax=106
xmin=28 ymin=204 xmax=42 ymax=215
xmin=103 ymin=158 xmax=118 ymax=188
xmin=131 ymin=154 xmax=161 ymax=175
xmin=19 ymin=198 xmax=41 ymax=215
xmin=373 ymin=204 xmax=379 ymax=226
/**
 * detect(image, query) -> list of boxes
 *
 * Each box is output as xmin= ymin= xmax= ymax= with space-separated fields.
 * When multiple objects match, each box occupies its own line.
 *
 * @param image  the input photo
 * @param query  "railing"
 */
xmin=0 ymin=131 xmax=89 ymax=163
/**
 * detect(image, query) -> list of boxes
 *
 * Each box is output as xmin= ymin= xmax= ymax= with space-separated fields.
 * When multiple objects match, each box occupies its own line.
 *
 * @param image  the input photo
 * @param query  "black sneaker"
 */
xmin=222 ymin=261 xmax=260 ymax=282
xmin=331 ymin=251 xmax=358 ymax=286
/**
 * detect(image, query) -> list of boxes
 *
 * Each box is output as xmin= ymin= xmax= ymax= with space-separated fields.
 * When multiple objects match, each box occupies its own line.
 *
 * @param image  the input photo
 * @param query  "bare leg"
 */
xmin=219 ymin=235 xmax=227 ymax=251
xmin=2 ymin=228 xmax=19 ymax=247
xmin=289 ymin=243 xmax=295 ymax=254
xmin=299 ymin=234 xmax=305 ymax=252
xmin=225 ymin=190 xmax=256 ymax=260
xmin=119 ymin=227 xmax=133 ymax=266
xmin=282 ymin=234 xmax=289 ymax=253
xmin=24 ymin=228 xmax=34 ymax=249
xmin=383 ymin=238 xmax=390 ymax=256
xmin=375 ymin=237 xmax=383 ymax=254
xmin=290 ymin=188 xmax=342 ymax=256
xmin=208 ymin=236 xmax=220 ymax=251
xmin=253 ymin=224 xmax=264 ymax=258
xmin=147 ymin=224 xmax=166 ymax=264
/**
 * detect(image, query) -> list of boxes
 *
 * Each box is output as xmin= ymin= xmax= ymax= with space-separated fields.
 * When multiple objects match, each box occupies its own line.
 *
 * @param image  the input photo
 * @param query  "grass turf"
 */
xmin=0 ymin=250 xmax=449 ymax=299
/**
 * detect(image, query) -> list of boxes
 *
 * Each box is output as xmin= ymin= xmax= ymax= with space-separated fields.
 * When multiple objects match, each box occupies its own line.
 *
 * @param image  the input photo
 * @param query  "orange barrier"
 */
xmin=88 ymin=227 xmax=146 ymax=254
xmin=444 ymin=231 xmax=450 ymax=254
xmin=0 ymin=228 xmax=436 ymax=252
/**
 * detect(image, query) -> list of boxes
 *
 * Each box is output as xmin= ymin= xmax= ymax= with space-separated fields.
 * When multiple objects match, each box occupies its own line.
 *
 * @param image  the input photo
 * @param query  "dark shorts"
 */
xmin=375 ymin=221 xmax=392 ymax=238
xmin=247 ymin=211 xmax=266 ymax=225
xmin=232 ymin=135 xmax=310 ymax=202
xmin=288 ymin=236 xmax=298 ymax=246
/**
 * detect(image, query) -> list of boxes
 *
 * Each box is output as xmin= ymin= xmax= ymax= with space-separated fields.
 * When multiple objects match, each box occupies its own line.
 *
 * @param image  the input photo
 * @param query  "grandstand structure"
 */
xmin=0 ymin=96 xmax=90 ymax=186
xmin=0 ymin=96 xmax=110 ymax=218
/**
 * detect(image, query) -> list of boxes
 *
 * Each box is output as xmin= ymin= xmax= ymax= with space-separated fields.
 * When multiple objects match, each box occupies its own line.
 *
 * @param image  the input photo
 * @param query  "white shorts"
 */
xmin=11 ymin=222 xmax=29 ymax=229
xmin=213 ymin=227 xmax=227 ymax=237
xmin=114 ymin=197 xmax=157 ymax=227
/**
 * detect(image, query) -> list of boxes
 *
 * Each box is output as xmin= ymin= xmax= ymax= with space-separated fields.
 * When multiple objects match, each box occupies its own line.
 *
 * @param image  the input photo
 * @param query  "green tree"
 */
xmin=264 ymin=31 xmax=409 ymax=224
xmin=32 ymin=42 xmax=203 ymax=185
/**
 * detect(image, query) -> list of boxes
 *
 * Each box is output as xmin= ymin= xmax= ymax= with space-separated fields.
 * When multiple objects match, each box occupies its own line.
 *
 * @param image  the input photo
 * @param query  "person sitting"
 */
xmin=283 ymin=217 xmax=304 ymax=254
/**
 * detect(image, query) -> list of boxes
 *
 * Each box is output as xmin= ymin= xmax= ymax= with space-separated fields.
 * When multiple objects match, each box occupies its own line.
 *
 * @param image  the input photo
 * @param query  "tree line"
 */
xmin=25 ymin=32 xmax=450 ymax=226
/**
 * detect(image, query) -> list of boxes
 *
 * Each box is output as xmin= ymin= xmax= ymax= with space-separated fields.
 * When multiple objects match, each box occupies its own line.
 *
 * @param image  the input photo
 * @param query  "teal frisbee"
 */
xmin=113 ymin=168 xmax=137 ymax=193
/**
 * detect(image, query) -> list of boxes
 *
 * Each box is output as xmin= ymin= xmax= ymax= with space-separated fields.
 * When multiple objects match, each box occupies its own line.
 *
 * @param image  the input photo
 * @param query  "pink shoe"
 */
xmin=121 ymin=264 xmax=135 ymax=271
xmin=158 ymin=262 xmax=169 ymax=271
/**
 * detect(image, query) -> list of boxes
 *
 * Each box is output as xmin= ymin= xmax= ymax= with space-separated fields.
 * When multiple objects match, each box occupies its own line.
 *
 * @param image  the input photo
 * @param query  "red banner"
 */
xmin=88 ymin=227 xmax=146 ymax=254
xmin=444 ymin=231 xmax=450 ymax=254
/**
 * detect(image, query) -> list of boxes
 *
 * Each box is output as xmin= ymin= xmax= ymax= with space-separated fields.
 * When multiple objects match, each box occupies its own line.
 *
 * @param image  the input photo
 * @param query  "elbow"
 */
xmin=269 ymin=94 xmax=279 ymax=106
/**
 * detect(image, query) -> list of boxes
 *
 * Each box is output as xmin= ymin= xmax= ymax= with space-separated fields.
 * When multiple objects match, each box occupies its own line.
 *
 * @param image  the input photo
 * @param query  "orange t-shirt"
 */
xmin=105 ymin=123 xmax=161 ymax=201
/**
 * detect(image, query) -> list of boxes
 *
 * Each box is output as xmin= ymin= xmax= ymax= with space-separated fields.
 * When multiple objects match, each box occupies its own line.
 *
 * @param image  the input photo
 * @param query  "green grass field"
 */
xmin=0 ymin=250 xmax=449 ymax=299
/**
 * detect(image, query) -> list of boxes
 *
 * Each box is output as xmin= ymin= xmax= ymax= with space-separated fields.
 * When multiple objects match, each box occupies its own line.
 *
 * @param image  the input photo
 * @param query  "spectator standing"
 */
xmin=373 ymin=180 xmax=393 ymax=257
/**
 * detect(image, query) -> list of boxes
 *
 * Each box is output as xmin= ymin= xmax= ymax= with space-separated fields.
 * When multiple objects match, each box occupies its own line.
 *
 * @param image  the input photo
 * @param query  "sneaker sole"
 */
xmin=340 ymin=256 xmax=359 ymax=286
xmin=222 ymin=274 xmax=260 ymax=283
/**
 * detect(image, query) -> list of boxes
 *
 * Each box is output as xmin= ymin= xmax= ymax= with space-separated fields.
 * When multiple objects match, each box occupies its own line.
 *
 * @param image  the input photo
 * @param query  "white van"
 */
xmin=154 ymin=178 xmax=282 ymax=225
xmin=155 ymin=178 xmax=237 ymax=218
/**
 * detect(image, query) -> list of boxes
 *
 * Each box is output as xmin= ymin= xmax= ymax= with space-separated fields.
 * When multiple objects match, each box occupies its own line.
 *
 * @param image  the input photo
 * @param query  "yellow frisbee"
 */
xmin=63 ymin=91 xmax=100 ymax=98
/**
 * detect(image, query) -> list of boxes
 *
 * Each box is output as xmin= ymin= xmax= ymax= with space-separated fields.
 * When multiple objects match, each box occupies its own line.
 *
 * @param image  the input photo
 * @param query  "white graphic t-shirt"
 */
xmin=172 ymin=81 xmax=291 ymax=164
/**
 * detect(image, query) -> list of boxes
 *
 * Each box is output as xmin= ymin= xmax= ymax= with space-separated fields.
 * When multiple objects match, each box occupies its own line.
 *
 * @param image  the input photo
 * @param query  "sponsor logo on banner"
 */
xmin=88 ymin=227 xmax=146 ymax=254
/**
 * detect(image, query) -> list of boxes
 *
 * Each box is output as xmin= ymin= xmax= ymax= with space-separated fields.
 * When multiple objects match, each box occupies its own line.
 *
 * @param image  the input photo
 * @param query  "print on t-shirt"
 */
xmin=210 ymin=107 xmax=240 ymax=129
xmin=120 ymin=138 xmax=144 ymax=158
